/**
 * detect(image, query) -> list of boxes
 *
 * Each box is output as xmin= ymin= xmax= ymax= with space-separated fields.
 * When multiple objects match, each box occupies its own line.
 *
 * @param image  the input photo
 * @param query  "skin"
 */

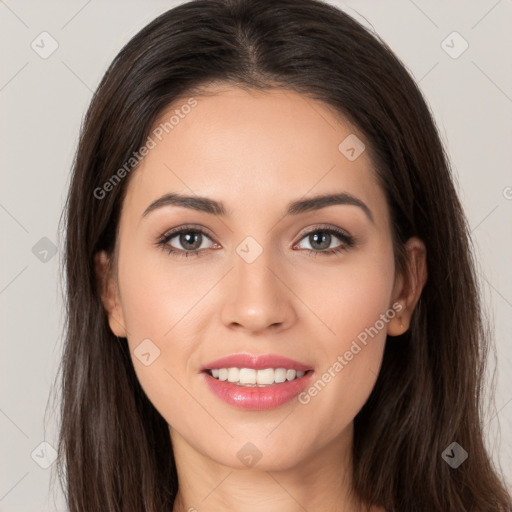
xmin=96 ymin=85 xmax=427 ymax=512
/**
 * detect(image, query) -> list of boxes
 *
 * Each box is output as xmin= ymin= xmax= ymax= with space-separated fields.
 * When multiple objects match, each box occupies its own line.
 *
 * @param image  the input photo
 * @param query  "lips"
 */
xmin=201 ymin=353 xmax=312 ymax=372
xmin=201 ymin=353 xmax=314 ymax=410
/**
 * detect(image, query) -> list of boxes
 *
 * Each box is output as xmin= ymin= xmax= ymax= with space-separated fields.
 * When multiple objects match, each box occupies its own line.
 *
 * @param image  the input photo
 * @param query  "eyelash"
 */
xmin=155 ymin=224 xmax=356 ymax=259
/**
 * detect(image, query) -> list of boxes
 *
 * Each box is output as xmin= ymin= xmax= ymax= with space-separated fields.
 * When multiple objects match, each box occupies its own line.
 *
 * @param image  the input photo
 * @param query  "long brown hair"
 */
xmin=53 ymin=0 xmax=512 ymax=510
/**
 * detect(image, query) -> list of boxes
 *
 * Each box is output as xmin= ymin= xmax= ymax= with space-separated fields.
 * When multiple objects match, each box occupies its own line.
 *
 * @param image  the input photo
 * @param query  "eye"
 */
xmin=294 ymin=226 xmax=355 ymax=257
xmin=156 ymin=225 xmax=217 ymax=258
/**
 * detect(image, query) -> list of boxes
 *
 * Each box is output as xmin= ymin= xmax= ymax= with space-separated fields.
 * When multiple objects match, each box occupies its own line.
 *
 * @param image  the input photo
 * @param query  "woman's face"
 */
xmin=98 ymin=86 xmax=417 ymax=471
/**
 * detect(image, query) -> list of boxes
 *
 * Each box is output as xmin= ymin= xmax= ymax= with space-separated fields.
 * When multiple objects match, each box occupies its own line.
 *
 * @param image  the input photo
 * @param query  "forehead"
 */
xmin=121 ymin=86 xmax=387 ymax=226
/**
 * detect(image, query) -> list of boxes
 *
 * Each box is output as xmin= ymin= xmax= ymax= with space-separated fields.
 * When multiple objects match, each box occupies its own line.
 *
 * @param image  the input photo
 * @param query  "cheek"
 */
xmin=117 ymin=241 xmax=209 ymax=342
xmin=115 ymin=243 xmax=207 ymax=402
xmin=328 ymin=264 xmax=394 ymax=344
xmin=298 ymin=239 xmax=396 ymax=352
xmin=117 ymin=258 xmax=208 ymax=429
xmin=294 ymin=242 xmax=395 ymax=424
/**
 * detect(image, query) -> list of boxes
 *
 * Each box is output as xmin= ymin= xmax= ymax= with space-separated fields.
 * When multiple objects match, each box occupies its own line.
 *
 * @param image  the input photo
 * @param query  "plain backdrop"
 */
xmin=0 ymin=1 xmax=511 ymax=510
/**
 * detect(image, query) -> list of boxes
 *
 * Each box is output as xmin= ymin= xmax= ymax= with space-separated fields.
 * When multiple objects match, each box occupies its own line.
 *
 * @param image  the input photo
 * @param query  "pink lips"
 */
xmin=201 ymin=353 xmax=314 ymax=411
xmin=202 ymin=353 xmax=312 ymax=372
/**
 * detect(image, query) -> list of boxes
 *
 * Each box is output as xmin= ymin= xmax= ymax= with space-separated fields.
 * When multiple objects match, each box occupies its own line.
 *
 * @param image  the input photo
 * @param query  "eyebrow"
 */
xmin=142 ymin=191 xmax=374 ymax=224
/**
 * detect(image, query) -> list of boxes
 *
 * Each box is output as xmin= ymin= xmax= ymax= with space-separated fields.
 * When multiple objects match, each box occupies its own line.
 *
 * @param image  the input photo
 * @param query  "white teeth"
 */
xmin=274 ymin=368 xmax=287 ymax=383
xmin=286 ymin=369 xmax=296 ymax=381
xmin=239 ymin=368 xmax=257 ymax=385
xmin=227 ymin=367 xmax=239 ymax=383
xmin=256 ymin=368 xmax=275 ymax=385
xmin=208 ymin=367 xmax=308 ymax=386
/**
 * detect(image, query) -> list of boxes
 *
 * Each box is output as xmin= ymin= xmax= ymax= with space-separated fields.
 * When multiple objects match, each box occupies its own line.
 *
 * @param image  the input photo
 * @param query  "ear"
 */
xmin=94 ymin=250 xmax=127 ymax=338
xmin=387 ymin=237 xmax=427 ymax=336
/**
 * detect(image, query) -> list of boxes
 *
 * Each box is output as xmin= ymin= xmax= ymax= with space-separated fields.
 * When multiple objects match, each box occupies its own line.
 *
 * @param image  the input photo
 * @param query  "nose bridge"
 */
xmin=234 ymin=234 xmax=277 ymax=297
xmin=220 ymin=233 xmax=295 ymax=332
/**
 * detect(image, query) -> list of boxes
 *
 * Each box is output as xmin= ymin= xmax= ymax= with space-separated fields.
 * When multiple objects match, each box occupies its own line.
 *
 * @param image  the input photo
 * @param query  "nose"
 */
xmin=219 ymin=245 xmax=297 ymax=334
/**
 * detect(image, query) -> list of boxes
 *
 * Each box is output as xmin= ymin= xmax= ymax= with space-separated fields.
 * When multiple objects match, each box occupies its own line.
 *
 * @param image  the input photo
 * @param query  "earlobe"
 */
xmin=94 ymin=250 xmax=128 ymax=338
xmin=387 ymin=237 xmax=427 ymax=337
xmin=386 ymin=308 xmax=405 ymax=336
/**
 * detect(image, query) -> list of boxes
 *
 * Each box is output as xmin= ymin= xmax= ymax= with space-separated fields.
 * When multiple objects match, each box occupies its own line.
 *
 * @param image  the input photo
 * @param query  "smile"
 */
xmin=201 ymin=353 xmax=314 ymax=410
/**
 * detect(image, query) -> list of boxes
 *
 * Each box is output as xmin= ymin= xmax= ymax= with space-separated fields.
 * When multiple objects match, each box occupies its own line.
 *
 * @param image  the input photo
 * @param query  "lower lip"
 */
xmin=202 ymin=371 xmax=314 ymax=410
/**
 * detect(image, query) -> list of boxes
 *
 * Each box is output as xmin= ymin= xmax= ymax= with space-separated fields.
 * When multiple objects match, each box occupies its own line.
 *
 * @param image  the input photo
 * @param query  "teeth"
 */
xmin=274 ymin=368 xmax=287 ymax=383
xmin=256 ymin=368 xmax=275 ymax=385
xmin=286 ymin=369 xmax=296 ymax=381
xmin=208 ymin=367 xmax=308 ymax=386
xmin=239 ymin=368 xmax=257 ymax=384
xmin=227 ymin=367 xmax=239 ymax=383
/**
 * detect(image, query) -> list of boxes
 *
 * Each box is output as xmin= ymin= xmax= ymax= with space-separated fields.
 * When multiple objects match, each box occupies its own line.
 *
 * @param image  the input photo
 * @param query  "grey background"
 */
xmin=1 ymin=1 xmax=511 ymax=510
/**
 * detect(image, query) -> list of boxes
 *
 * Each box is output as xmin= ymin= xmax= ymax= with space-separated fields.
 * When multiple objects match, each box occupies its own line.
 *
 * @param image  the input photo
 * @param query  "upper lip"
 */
xmin=201 ymin=353 xmax=313 ymax=372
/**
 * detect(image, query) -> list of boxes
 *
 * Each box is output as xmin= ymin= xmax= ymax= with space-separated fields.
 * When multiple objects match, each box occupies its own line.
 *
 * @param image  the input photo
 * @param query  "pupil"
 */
xmin=311 ymin=232 xmax=330 ymax=250
xmin=180 ymin=232 xmax=201 ymax=250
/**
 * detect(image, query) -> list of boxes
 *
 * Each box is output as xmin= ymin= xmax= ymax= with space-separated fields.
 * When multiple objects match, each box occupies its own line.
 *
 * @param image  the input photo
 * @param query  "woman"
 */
xmin=56 ymin=0 xmax=512 ymax=510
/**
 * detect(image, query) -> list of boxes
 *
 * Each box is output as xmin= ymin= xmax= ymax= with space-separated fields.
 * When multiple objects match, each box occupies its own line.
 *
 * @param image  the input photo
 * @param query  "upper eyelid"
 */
xmin=159 ymin=224 xmax=216 ymax=244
